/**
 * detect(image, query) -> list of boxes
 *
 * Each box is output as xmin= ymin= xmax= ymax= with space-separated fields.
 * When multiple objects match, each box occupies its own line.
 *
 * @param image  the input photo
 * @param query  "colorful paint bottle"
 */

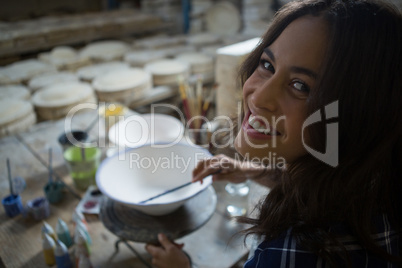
xmin=55 ymin=240 xmax=72 ymax=268
xmin=72 ymin=209 xmax=88 ymax=229
xmin=77 ymin=254 xmax=93 ymax=268
xmin=42 ymin=221 xmax=57 ymax=242
xmin=43 ymin=233 xmax=56 ymax=266
xmin=2 ymin=194 xmax=24 ymax=217
xmin=75 ymin=221 xmax=92 ymax=245
xmin=26 ymin=197 xmax=50 ymax=220
xmin=74 ymin=228 xmax=91 ymax=256
xmin=56 ymin=218 xmax=73 ymax=248
xmin=74 ymin=229 xmax=91 ymax=268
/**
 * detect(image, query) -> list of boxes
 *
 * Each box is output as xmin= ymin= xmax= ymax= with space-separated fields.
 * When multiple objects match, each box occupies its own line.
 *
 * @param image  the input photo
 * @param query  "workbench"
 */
xmin=0 ymin=109 xmax=253 ymax=268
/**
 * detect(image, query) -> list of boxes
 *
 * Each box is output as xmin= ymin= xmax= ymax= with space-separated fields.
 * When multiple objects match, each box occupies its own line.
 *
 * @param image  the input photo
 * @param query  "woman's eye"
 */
xmin=260 ymin=59 xmax=275 ymax=73
xmin=292 ymin=81 xmax=310 ymax=93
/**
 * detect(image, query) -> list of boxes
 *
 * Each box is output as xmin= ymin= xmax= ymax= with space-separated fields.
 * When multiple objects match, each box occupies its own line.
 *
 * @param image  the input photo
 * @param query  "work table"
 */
xmin=0 ymin=110 xmax=252 ymax=268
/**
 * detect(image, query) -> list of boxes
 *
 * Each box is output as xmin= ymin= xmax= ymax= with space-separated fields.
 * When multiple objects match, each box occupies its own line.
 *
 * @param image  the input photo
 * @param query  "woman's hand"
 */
xmin=145 ymin=233 xmax=191 ymax=268
xmin=192 ymin=154 xmax=267 ymax=184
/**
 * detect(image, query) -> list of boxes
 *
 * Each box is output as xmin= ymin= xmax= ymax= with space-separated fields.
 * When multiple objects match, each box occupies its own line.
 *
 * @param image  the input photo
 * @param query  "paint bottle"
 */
xmin=56 ymin=218 xmax=73 ymax=248
xmin=26 ymin=197 xmax=50 ymax=220
xmin=55 ymin=240 xmax=73 ymax=268
xmin=43 ymin=233 xmax=56 ymax=266
xmin=77 ymin=254 xmax=93 ymax=268
xmin=74 ymin=228 xmax=91 ymax=258
xmin=75 ymin=220 xmax=92 ymax=245
xmin=72 ymin=209 xmax=88 ymax=229
xmin=42 ymin=221 xmax=57 ymax=242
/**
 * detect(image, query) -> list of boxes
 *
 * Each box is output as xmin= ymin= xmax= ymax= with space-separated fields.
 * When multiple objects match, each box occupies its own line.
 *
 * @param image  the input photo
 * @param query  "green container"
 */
xmin=64 ymin=147 xmax=101 ymax=191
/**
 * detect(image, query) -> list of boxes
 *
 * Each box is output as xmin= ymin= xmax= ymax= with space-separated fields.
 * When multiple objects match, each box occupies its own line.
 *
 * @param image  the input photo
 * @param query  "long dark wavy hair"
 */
xmin=238 ymin=0 xmax=402 ymax=266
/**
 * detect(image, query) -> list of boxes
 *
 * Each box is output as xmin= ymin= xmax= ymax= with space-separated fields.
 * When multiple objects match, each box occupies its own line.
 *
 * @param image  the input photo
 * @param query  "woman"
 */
xmin=146 ymin=0 xmax=402 ymax=267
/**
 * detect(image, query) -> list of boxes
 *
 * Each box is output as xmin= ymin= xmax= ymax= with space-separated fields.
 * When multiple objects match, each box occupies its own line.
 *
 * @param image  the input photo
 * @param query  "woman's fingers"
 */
xmin=158 ymin=233 xmax=175 ymax=249
xmin=145 ymin=243 xmax=162 ymax=257
xmin=145 ymin=233 xmax=191 ymax=268
xmin=192 ymin=163 xmax=223 ymax=183
xmin=192 ymin=155 xmax=230 ymax=183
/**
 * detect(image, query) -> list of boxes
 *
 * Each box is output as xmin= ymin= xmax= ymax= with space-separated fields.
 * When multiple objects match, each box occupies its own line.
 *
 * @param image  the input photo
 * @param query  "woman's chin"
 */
xmin=234 ymin=132 xmax=246 ymax=157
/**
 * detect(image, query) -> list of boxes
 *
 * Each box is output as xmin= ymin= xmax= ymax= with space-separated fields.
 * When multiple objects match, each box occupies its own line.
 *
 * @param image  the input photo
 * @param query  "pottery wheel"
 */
xmin=100 ymin=186 xmax=217 ymax=244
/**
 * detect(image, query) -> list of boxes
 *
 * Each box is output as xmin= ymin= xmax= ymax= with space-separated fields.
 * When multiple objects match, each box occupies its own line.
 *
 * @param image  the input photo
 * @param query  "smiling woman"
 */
xmin=235 ymin=15 xmax=329 ymax=164
xmin=146 ymin=0 xmax=402 ymax=267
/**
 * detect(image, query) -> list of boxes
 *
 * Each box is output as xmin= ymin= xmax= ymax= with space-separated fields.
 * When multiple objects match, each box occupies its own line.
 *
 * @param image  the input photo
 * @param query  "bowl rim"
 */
xmin=96 ymin=142 xmax=213 ymax=207
xmin=108 ymin=113 xmax=185 ymax=148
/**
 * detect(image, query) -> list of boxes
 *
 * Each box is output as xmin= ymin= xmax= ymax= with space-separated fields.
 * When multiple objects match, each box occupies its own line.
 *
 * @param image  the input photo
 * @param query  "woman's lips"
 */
xmin=242 ymin=111 xmax=276 ymax=140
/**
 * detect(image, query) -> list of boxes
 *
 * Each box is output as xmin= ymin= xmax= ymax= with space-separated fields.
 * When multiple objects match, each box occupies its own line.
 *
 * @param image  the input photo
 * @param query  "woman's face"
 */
xmin=235 ymin=15 xmax=329 ymax=165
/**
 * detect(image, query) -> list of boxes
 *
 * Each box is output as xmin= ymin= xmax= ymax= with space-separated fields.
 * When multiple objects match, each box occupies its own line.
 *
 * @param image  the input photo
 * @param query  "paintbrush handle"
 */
xmin=6 ymin=158 xmax=14 ymax=196
xmin=48 ymin=148 xmax=53 ymax=183
xmin=139 ymin=181 xmax=193 ymax=204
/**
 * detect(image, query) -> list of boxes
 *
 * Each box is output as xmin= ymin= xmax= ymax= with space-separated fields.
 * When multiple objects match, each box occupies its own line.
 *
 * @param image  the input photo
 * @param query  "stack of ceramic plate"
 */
xmin=140 ymin=0 xmax=182 ymax=31
xmin=205 ymin=1 xmax=242 ymax=35
xmin=144 ymin=59 xmax=190 ymax=86
xmin=32 ymin=81 xmax=96 ymax=120
xmin=0 ymin=85 xmax=30 ymax=101
xmin=28 ymin=72 xmax=79 ymax=93
xmin=124 ymin=49 xmax=169 ymax=67
xmin=133 ymin=34 xmax=186 ymax=50
xmin=38 ymin=46 xmax=92 ymax=71
xmin=79 ymin=40 xmax=131 ymax=62
xmin=0 ymin=59 xmax=57 ymax=85
xmin=92 ymin=68 xmax=152 ymax=105
xmin=175 ymin=52 xmax=214 ymax=77
xmin=190 ymin=0 xmax=213 ymax=33
xmin=186 ymin=33 xmax=222 ymax=49
xmin=241 ymin=0 xmax=272 ymax=38
xmin=156 ymin=46 xmax=197 ymax=58
xmin=200 ymin=45 xmax=222 ymax=59
xmin=76 ymin=61 xmax=130 ymax=82
xmin=0 ymin=99 xmax=36 ymax=138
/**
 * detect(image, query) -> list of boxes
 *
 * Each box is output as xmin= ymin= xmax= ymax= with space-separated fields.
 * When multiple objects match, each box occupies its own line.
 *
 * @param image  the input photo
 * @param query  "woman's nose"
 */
xmin=250 ymin=76 xmax=282 ymax=112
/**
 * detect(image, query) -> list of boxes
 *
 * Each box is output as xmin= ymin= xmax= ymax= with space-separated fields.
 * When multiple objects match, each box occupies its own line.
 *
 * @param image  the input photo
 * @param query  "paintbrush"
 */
xmin=195 ymin=75 xmax=203 ymax=130
xmin=6 ymin=158 xmax=14 ymax=196
xmin=80 ymin=147 xmax=86 ymax=161
xmin=178 ymin=76 xmax=193 ymax=128
xmin=138 ymin=181 xmax=193 ymax=204
xmin=201 ymin=86 xmax=216 ymax=118
xmin=138 ymin=170 xmax=222 ymax=204
xmin=48 ymin=148 xmax=53 ymax=184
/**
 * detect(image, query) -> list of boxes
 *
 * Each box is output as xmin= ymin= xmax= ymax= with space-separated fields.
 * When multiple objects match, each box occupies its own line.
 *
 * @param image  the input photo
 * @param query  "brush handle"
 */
xmin=139 ymin=182 xmax=193 ymax=204
xmin=6 ymin=158 xmax=14 ymax=196
xmin=80 ymin=147 xmax=86 ymax=161
xmin=48 ymin=148 xmax=53 ymax=183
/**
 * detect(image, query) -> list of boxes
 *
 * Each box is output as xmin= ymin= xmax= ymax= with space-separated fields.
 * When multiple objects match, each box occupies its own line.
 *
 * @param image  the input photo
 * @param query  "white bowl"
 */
xmin=108 ymin=113 xmax=185 ymax=148
xmin=96 ymin=143 xmax=212 ymax=216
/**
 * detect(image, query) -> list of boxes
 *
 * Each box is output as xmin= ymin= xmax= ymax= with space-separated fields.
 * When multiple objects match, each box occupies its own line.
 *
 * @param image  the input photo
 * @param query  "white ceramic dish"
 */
xmin=79 ymin=40 xmax=130 ymax=62
xmin=205 ymin=1 xmax=241 ymax=35
xmin=108 ymin=113 xmax=184 ymax=148
xmin=32 ymin=81 xmax=94 ymax=107
xmin=96 ymin=143 xmax=212 ymax=216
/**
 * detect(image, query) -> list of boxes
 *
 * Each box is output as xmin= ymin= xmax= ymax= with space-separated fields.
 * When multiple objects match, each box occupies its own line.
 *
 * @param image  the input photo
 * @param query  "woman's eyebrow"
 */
xmin=290 ymin=66 xmax=318 ymax=80
xmin=263 ymin=47 xmax=318 ymax=80
xmin=264 ymin=47 xmax=276 ymax=63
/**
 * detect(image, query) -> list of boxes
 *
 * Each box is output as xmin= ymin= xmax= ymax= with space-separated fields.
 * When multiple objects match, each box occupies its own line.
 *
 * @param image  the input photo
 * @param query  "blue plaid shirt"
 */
xmin=244 ymin=215 xmax=400 ymax=268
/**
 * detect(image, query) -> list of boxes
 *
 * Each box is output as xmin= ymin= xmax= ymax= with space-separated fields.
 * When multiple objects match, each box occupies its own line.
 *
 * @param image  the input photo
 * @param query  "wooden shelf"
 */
xmin=0 ymin=9 xmax=170 ymax=58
